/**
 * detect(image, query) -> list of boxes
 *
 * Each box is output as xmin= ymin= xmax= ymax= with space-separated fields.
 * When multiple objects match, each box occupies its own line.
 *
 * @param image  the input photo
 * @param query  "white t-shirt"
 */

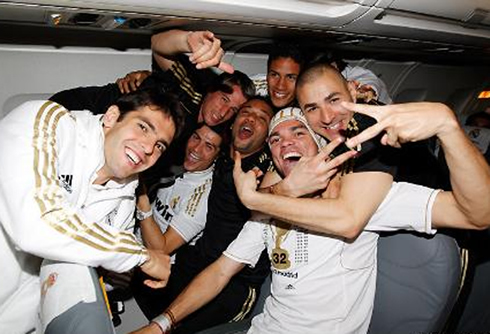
xmin=150 ymin=166 xmax=213 ymax=245
xmin=224 ymin=182 xmax=439 ymax=334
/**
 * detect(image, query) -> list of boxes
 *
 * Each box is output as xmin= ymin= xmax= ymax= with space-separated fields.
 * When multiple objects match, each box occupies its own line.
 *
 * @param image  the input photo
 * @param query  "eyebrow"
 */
xmin=302 ymin=91 xmax=341 ymax=110
xmin=140 ymin=115 xmax=171 ymax=148
xmin=206 ymin=140 xmax=219 ymax=149
xmin=269 ymin=123 xmax=307 ymax=139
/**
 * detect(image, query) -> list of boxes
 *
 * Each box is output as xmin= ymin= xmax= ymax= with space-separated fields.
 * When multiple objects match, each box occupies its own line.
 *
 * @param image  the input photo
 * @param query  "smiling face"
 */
xmin=99 ymin=105 xmax=175 ymax=183
xmin=183 ymin=125 xmax=222 ymax=172
xmin=297 ymin=67 xmax=357 ymax=141
xmin=268 ymin=119 xmax=318 ymax=177
xmin=231 ymin=99 xmax=274 ymax=158
xmin=267 ymin=57 xmax=301 ymax=109
xmin=200 ymin=84 xmax=247 ymax=126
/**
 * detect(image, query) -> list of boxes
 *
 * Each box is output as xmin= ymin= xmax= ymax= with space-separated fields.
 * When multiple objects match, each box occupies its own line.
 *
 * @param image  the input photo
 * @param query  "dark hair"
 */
xmin=267 ymin=43 xmax=305 ymax=71
xmin=242 ymin=95 xmax=275 ymax=118
xmin=466 ymin=111 xmax=490 ymax=127
xmin=115 ymin=88 xmax=186 ymax=139
xmin=306 ymin=51 xmax=347 ymax=73
xmin=297 ymin=61 xmax=344 ymax=91
xmin=194 ymin=121 xmax=231 ymax=154
xmin=207 ymin=70 xmax=256 ymax=100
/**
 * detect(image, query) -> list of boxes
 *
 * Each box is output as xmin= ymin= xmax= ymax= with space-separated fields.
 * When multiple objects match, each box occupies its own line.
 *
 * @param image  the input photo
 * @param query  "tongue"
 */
xmin=239 ymin=128 xmax=253 ymax=140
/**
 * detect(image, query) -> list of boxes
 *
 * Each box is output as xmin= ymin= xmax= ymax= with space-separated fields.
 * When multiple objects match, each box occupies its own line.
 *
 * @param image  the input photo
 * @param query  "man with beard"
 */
xmin=131 ymin=97 xmax=277 ymax=334
xmin=130 ymin=106 xmax=486 ymax=334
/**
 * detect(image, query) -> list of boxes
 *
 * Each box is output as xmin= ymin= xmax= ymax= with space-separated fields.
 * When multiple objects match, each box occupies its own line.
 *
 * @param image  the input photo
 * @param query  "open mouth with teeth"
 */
xmin=186 ymin=151 xmax=200 ymax=163
xmin=238 ymin=124 xmax=254 ymax=140
xmin=278 ymin=151 xmax=303 ymax=175
xmin=282 ymin=152 xmax=302 ymax=161
xmin=125 ymin=147 xmax=142 ymax=166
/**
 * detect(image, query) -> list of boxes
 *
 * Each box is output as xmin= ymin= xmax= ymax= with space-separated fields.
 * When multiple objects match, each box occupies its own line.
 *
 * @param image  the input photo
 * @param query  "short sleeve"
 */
xmin=223 ymin=216 xmax=268 ymax=267
xmin=366 ymin=182 xmax=440 ymax=234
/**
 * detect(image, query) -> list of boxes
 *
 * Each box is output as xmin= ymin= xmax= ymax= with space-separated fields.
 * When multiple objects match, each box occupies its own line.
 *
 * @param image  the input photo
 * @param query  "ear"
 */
xmin=102 ymin=105 xmax=120 ymax=129
xmin=347 ymin=81 xmax=358 ymax=103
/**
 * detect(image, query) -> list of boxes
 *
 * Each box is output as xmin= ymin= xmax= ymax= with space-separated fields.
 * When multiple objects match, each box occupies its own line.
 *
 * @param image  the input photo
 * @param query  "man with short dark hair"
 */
xmin=0 ymin=88 xmax=185 ymax=334
xmin=136 ymin=122 xmax=227 ymax=257
xmin=132 ymin=97 xmax=275 ymax=334
xmin=52 ymin=29 xmax=255 ymax=177
xmin=132 ymin=102 xmax=490 ymax=334
xmin=252 ymin=43 xmax=304 ymax=111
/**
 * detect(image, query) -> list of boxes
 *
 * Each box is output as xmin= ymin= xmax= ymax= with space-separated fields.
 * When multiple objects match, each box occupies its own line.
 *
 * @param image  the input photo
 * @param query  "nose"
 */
xmin=280 ymin=136 xmax=294 ymax=148
xmin=245 ymin=114 xmax=257 ymax=125
xmin=217 ymin=104 xmax=230 ymax=120
xmin=320 ymin=106 xmax=335 ymax=125
xmin=194 ymin=140 xmax=206 ymax=155
xmin=277 ymin=77 xmax=287 ymax=89
xmin=142 ymin=135 xmax=156 ymax=155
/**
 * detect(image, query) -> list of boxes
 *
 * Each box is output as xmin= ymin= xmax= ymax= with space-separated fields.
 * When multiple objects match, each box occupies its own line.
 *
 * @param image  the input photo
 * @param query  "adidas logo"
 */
xmin=59 ymin=174 xmax=73 ymax=193
xmin=285 ymin=284 xmax=295 ymax=290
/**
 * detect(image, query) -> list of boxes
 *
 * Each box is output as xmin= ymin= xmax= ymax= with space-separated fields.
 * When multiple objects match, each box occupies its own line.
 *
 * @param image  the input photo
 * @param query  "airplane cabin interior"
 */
xmin=0 ymin=1 xmax=490 ymax=333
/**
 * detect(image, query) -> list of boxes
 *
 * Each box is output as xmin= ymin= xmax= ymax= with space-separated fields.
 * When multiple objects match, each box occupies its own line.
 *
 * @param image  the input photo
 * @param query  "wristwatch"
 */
xmin=136 ymin=207 xmax=152 ymax=221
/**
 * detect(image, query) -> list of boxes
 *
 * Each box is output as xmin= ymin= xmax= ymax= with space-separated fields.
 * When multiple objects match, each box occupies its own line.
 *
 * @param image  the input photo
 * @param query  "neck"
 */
xmin=93 ymin=166 xmax=115 ymax=185
xmin=230 ymin=146 xmax=261 ymax=160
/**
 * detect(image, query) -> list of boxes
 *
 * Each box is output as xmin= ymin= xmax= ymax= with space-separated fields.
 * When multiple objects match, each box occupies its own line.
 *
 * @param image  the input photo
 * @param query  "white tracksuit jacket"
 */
xmin=0 ymin=101 xmax=147 ymax=333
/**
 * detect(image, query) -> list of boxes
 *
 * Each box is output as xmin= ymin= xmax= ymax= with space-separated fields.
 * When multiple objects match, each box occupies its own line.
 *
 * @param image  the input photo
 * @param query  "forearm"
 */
xmin=140 ymin=217 xmax=168 ymax=251
xmin=151 ymin=30 xmax=190 ymax=58
xmin=247 ymin=192 xmax=356 ymax=236
xmin=439 ymin=124 xmax=490 ymax=227
xmin=165 ymin=257 xmax=239 ymax=326
xmin=248 ymin=172 xmax=392 ymax=238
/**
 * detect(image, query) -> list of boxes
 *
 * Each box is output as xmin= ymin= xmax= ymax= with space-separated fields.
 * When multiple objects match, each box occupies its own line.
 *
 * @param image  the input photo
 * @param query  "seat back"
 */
xmin=368 ymin=232 xmax=461 ymax=334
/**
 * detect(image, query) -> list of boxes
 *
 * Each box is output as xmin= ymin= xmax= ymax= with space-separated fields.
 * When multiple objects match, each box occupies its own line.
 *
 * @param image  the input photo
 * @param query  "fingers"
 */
xmin=383 ymin=131 xmax=402 ymax=148
xmin=346 ymin=122 xmax=385 ymax=148
xmin=190 ymin=35 xmax=221 ymax=64
xmin=251 ymin=167 xmax=263 ymax=179
xmin=188 ymin=31 xmax=230 ymax=71
xmin=217 ymin=61 xmax=235 ymax=74
xmin=116 ymin=76 xmax=142 ymax=94
xmin=143 ymin=279 xmax=167 ymax=289
xmin=130 ymin=78 xmax=139 ymax=92
xmin=195 ymin=48 xmax=225 ymax=70
xmin=317 ymin=137 xmax=344 ymax=160
xmin=233 ymin=151 xmax=243 ymax=180
xmin=341 ymin=101 xmax=381 ymax=121
xmin=116 ymin=78 xmax=131 ymax=94
xmin=326 ymin=149 xmax=357 ymax=170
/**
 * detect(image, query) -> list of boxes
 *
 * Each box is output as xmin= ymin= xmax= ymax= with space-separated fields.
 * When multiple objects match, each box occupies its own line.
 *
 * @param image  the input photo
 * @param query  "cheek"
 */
xmin=286 ymin=82 xmax=296 ymax=94
xmin=271 ymin=154 xmax=282 ymax=169
xmin=305 ymin=114 xmax=319 ymax=128
xmin=268 ymin=77 xmax=278 ymax=87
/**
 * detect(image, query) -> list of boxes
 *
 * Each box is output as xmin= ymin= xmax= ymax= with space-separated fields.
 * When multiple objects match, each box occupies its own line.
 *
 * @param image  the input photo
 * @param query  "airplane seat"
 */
xmin=368 ymin=231 xmax=461 ymax=334
xmin=2 ymin=93 xmax=52 ymax=119
xmin=453 ymin=229 xmax=490 ymax=333
xmin=393 ymin=88 xmax=427 ymax=103
xmin=195 ymin=274 xmax=271 ymax=334
xmin=197 ymin=232 xmax=461 ymax=334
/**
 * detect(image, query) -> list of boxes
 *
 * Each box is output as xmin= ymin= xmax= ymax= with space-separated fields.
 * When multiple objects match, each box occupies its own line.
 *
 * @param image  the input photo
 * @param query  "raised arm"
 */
xmin=345 ymin=101 xmax=490 ymax=229
xmin=234 ymin=152 xmax=392 ymax=239
xmin=151 ymin=29 xmax=234 ymax=73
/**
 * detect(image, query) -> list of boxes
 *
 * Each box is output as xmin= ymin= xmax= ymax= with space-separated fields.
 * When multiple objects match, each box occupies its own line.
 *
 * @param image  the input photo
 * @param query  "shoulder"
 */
xmin=2 ymin=100 xmax=72 ymax=132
